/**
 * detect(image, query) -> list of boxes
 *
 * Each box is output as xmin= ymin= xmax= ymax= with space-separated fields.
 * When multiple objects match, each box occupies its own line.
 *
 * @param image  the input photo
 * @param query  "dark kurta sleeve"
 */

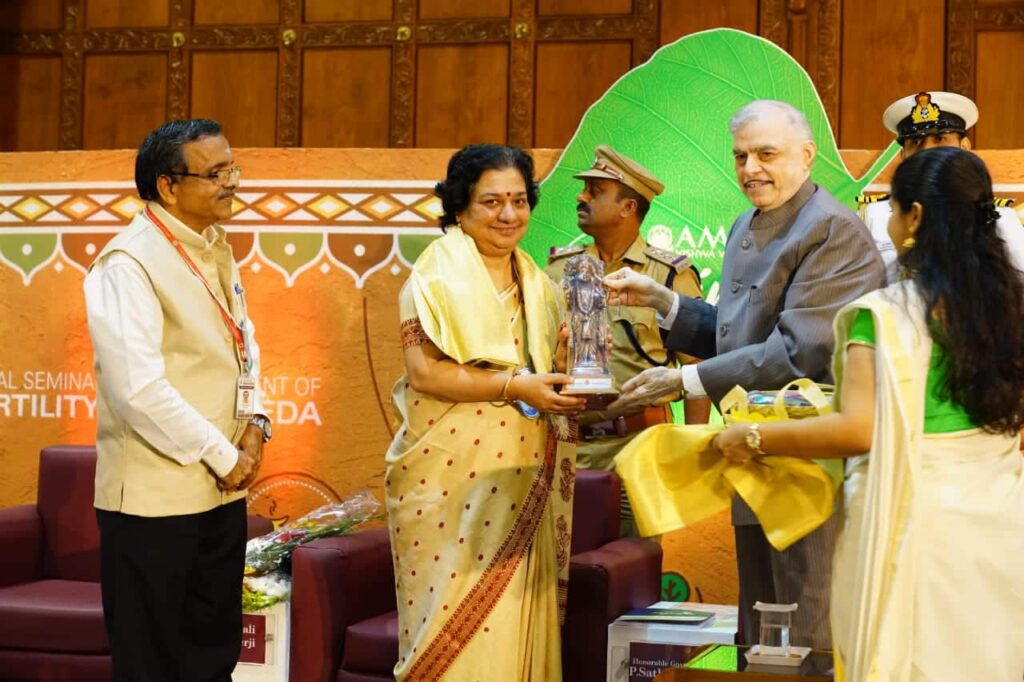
xmin=664 ymin=295 xmax=719 ymax=360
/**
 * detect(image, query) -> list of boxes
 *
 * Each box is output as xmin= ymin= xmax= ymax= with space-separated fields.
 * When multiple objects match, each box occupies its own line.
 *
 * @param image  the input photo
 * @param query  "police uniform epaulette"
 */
xmin=995 ymin=197 xmax=1016 ymax=208
xmin=856 ymin=193 xmax=890 ymax=205
xmin=547 ymin=244 xmax=585 ymax=263
xmin=644 ymin=245 xmax=690 ymax=273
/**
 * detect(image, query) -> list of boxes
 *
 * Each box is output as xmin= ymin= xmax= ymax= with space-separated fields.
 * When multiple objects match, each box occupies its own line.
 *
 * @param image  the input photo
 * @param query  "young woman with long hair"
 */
xmin=714 ymin=146 xmax=1024 ymax=681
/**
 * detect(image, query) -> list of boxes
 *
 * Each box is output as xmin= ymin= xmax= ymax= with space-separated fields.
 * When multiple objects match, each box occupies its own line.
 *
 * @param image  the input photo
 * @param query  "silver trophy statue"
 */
xmin=560 ymin=254 xmax=618 ymax=409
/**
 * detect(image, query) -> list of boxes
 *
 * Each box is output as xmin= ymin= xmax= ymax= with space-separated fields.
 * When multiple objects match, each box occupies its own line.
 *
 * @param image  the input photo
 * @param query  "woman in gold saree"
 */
xmin=714 ymin=147 xmax=1024 ymax=681
xmin=385 ymin=144 xmax=585 ymax=681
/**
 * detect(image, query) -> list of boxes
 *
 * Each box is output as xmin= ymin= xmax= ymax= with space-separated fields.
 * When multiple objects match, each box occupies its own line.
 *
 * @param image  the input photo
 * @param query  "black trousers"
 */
xmin=96 ymin=499 xmax=246 ymax=682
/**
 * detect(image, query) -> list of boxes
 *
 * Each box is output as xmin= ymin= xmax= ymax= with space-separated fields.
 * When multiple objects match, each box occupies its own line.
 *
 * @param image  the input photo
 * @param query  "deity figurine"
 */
xmin=560 ymin=254 xmax=618 ymax=406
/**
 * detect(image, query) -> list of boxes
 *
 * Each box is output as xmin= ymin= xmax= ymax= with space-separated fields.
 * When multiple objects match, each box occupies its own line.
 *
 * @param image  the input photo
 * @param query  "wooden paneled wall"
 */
xmin=1 ymin=0 xmax=1023 ymax=152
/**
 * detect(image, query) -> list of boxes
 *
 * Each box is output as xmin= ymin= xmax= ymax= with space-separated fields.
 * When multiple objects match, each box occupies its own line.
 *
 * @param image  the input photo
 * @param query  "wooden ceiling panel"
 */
xmin=194 ymin=0 xmax=279 ymax=25
xmin=304 ymin=0 xmax=392 ymax=22
xmin=975 ymin=31 xmax=1024 ymax=149
xmin=83 ymin=53 xmax=167 ymax=150
xmin=839 ymin=0 xmax=945 ymax=149
xmin=85 ymin=0 xmax=169 ymax=28
xmin=660 ymin=0 xmax=757 ymax=44
xmin=301 ymin=48 xmax=392 ymax=147
xmin=0 ymin=0 xmax=62 ymax=30
xmin=534 ymin=40 xmax=631 ymax=148
xmin=415 ymin=44 xmax=509 ymax=147
xmin=419 ymin=0 xmax=510 ymax=19
xmin=191 ymin=51 xmax=279 ymax=147
xmin=0 ymin=56 xmax=61 ymax=151
xmin=538 ymin=0 xmax=632 ymax=16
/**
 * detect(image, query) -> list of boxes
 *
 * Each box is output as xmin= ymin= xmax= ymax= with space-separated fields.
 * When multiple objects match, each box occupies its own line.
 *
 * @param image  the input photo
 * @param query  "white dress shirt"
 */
xmin=84 ymin=226 xmax=263 ymax=479
xmin=658 ymin=297 xmax=708 ymax=398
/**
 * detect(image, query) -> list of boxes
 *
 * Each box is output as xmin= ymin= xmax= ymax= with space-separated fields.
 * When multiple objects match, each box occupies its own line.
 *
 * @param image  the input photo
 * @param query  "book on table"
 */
xmin=617 ymin=604 xmax=715 ymax=625
xmin=607 ymin=603 xmax=738 ymax=681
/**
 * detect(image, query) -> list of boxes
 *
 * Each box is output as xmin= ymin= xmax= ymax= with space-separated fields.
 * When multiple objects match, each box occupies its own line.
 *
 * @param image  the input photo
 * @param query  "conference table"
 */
xmin=656 ymin=645 xmax=833 ymax=681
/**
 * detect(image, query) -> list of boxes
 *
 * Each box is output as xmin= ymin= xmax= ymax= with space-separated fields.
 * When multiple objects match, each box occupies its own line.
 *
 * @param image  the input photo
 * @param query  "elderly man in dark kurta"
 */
xmin=605 ymin=100 xmax=885 ymax=649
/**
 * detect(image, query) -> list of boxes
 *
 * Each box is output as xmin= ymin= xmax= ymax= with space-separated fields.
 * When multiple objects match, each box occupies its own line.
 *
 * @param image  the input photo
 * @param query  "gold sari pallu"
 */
xmin=386 ymin=228 xmax=576 ymax=681
xmin=614 ymin=422 xmax=837 ymax=551
xmin=409 ymin=227 xmax=560 ymax=371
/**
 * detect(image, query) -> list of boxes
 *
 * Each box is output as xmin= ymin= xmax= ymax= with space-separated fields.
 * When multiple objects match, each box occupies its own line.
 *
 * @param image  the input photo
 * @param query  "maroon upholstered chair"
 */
xmin=290 ymin=470 xmax=662 ymax=682
xmin=0 ymin=445 xmax=272 ymax=681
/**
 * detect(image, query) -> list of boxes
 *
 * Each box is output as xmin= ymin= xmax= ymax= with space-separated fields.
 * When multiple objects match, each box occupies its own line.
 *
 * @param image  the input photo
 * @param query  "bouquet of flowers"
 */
xmin=242 ymin=490 xmax=381 ymax=611
xmin=242 ymin=572 xmax=292 ymax=612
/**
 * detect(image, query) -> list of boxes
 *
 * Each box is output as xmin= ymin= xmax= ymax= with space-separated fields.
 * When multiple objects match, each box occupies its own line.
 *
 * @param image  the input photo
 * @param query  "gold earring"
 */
xmin=901 ymin=237 xmax=916 ymax=249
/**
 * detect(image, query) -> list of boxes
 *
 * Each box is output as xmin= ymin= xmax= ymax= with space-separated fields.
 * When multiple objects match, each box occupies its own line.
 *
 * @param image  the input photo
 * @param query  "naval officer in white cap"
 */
xmin=858 ymin=91 xmax=1024 ymax=282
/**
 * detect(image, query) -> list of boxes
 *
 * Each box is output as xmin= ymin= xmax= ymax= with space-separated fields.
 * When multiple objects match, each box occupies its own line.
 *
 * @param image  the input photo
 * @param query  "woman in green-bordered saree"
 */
xmin=714 ymin=147 xmax=1024 ymax=682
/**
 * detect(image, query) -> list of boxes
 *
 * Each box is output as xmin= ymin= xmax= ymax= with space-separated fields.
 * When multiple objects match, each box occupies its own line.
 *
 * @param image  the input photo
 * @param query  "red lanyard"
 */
xmin=144 ymin=206 xmax=249 ymax=368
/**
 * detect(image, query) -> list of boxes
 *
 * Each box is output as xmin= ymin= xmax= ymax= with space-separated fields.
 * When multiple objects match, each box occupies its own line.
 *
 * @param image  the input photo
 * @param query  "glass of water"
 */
xmin=753 ymin=601 xmax=797 ymax=657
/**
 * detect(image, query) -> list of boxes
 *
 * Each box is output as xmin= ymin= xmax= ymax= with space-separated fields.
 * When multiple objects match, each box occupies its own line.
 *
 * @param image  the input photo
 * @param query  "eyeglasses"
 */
xmin=167 ymin=165 xmax=242 ymax=185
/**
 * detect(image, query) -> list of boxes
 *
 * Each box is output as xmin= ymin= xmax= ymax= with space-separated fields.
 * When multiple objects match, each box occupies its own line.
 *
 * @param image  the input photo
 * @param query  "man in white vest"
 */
xmin=858 ymin=91 xmax=1024 ymax=282
xmin=84 ymin=119 xmax=271 ymax=681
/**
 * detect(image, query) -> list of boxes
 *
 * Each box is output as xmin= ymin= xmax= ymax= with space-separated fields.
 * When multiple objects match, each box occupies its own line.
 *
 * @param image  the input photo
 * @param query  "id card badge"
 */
xmin=236 ymin=375 xmax=256 ymax=420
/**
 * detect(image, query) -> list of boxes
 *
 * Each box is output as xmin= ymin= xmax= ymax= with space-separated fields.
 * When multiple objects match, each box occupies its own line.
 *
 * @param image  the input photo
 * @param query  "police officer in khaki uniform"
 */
xmin=858 ymin=91 xmax=1024 ymax=283
xmin=546 ymin=145 xmax=709 ymax=535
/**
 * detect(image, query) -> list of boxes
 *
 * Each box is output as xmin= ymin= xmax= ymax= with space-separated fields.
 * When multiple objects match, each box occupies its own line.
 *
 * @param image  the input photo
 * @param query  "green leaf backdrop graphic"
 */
xmin=524 ymin=28 xmax=899 ymax=295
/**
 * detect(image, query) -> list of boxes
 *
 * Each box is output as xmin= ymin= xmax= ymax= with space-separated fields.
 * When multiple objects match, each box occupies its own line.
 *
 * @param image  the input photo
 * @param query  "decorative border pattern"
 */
xmin=759 ymin=0 xmax=842 ymax=138
xmin=80 ymin=29 xmax=172 ymax=50
xmin=760 ymin=0 xmax=788 ymax=48
xmin=947 ymin=0 xmax=975 ymax=99
xmin=509 ymin=0 xmax=536 ymax=147
xmin=58 ymin=46 xmax=83 ymax=150
xmin=391 ymin=0 xmax=417 ymax=147
xmin=814 ymin=0 xmax=842 ymax=133
xmin=0 ymin=180 xmax=445 ymax=287
xmin=400 ymin=318 xmax=432 ymax=349
xmin=555 ymin=514 xmax=570 ymax=569
xmin=634 ymin=0 xmax=660 ymax=64
xmin=168 ymin=0 xmax=190 ymax=120
xmin=277 ymin=0 xmax=302 ymax=148
xmin=278 ymin=0 xmax=302 ymax=147
xmin=535 ymin=16 xmax=636 ymax=40
xmin=975 ymin=4 xmax=1024 ymax=28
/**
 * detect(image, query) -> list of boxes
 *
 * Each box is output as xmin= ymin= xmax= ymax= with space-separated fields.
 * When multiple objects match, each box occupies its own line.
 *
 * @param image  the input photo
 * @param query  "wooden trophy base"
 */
xmin=561 ymin=375 xmax=619 ymax=411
